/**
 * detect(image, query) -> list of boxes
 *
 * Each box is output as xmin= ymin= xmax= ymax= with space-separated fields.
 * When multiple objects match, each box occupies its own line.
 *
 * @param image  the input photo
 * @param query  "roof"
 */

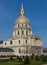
xmin=16 ymin=15 xmax=29 ymax=24
xmin=43 ymin=48 xmax=47 ymax=52
xmin=0 ymin=40 xmax=3 ymax=44
xmin=4 ymin=37 xmax=16 ymax=41
xmin=0 ymin=47 xmax=14 ymax=52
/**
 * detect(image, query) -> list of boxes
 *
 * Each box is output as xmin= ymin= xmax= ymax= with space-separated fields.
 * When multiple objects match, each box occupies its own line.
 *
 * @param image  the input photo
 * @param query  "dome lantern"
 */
xmin=15 ymin=3 xmax=30 ymax=24
xmin=20 ymin=3 xmax=24 ymax=16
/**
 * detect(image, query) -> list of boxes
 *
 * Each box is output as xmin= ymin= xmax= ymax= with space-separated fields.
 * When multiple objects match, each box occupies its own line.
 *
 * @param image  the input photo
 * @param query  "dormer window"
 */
xmin=18 ymin=24 xmax=19 ymax=28
xmin=5 ymin=42 xmax=6 ymax=46
xmin=26 ymin=24 xmax=27 ymax=27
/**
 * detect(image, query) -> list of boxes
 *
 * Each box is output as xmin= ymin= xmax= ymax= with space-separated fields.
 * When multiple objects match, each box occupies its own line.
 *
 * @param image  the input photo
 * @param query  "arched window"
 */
xmin=19 ymin=48 xmax=21 ymax=53
xmin=26 ymin=47 xmax=28 ymax=53
xmin=22 ymin=24 xmax=23 ymax=27
xmin=18 ymin=31 xmax=19 ymax=35
xmin=26 ymin=31 xmax=28 ymax=35
xmin=22 ymin=31 xmax=24 ymax=35
xmin=19 ymin=40 xmax=20 ymax=44
xmin=10 ymin=41 xmax=12 ymax=45
xmin=26 ymin=40 xmax=27 ymax=44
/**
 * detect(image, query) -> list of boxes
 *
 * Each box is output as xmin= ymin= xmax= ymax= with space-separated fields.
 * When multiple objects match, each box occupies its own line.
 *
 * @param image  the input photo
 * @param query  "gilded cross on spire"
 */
xmin=20 ymin=3 xmax=24 ymax=16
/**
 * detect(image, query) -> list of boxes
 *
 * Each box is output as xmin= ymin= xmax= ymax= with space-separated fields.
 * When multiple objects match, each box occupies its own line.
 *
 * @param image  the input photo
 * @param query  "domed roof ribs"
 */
xmin=20 ymin=3 xmax=24 ymax=16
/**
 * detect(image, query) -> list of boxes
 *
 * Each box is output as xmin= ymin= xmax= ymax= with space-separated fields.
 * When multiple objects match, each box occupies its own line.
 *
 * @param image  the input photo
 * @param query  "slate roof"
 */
xmin=43 ymin=48 xmax=47 ymax=52
xmin=0 ymin=47 xmax=14 ymax=52
xmin=0 ymin=40 xmax=3 ymax=44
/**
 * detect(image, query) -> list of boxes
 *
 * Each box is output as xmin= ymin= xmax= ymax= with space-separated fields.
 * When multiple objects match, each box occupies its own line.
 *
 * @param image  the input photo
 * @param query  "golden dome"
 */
xmin=16 ymin=3 xmax=29 ymax=24
xmin=16 ymin=15 xmax=29 ymax=24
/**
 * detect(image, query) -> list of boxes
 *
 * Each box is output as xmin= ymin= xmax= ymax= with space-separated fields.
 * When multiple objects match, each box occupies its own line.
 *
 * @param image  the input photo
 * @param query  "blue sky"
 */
xmin=0 ymin=0 xmax=47 ymax=47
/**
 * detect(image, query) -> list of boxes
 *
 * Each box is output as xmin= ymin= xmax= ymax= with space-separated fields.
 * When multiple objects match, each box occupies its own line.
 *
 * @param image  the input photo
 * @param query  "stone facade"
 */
xmin=0 ymin=4 xmax=43 ymax=56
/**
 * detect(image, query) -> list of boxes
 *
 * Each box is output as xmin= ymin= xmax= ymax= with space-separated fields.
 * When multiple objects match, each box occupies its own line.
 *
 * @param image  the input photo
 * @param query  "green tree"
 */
xmin=35 ymin=56 xmax=39 ymax=60
xmin=19 ymin=57 xmax=22 ymax=62
xmin=24 ymin=56 xmax=30 ymax=64
xmin=42 ymin=55 xmax=47 ymax=62
xmin=17 ymin=56 xmax=19 ymax=59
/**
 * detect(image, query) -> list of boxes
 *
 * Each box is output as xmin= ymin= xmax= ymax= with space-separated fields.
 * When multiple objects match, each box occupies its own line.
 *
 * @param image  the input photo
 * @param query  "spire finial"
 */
xmin=22 ymin=2 xmax=23 ymax=9
xmin=20 ymin=3 xmax=24 ymax=15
